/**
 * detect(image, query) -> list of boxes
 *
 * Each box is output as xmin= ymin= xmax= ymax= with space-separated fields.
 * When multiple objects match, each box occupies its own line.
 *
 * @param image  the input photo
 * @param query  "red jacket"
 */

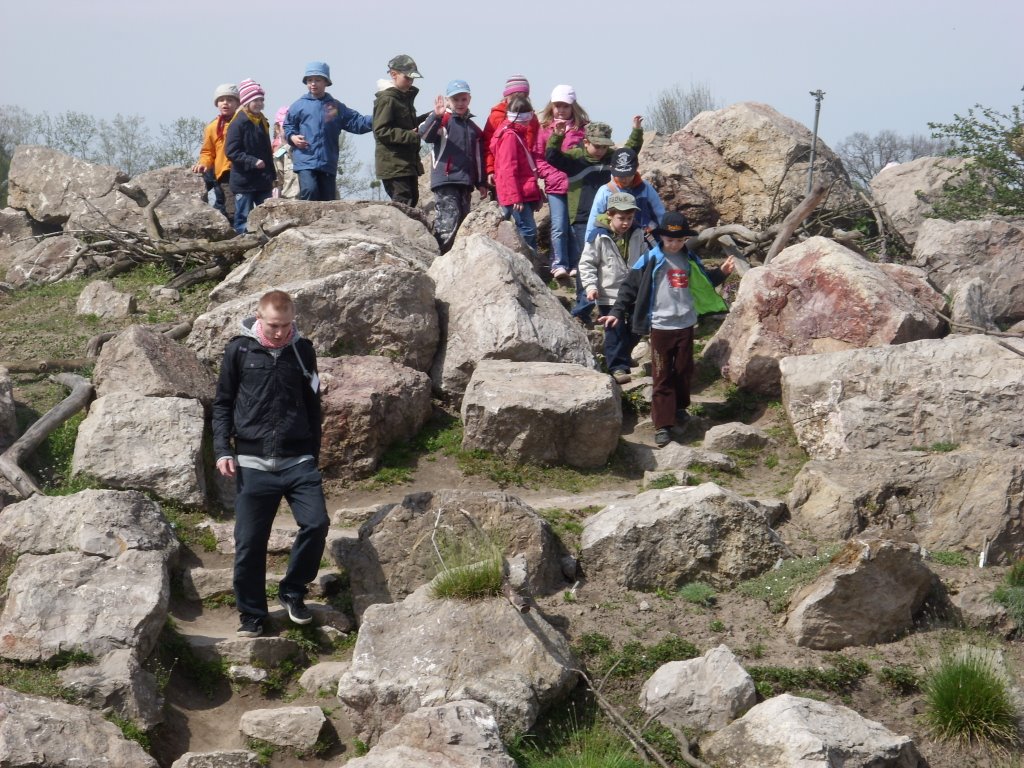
xmin=481 ymin=101 xmax=539 ymax=175
xmin=490 ymin=120 xmax=541 ymax=206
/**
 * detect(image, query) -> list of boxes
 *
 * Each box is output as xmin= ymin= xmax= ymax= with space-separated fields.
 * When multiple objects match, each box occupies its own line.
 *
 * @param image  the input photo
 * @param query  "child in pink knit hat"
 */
xmin=271 ymin=106 xmax=298 ymax=199
xmin=480 ymin=75 xmax=539 ymax=194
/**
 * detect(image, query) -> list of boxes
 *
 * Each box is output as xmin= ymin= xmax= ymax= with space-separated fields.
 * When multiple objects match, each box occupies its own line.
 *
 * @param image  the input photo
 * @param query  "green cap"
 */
xmin=585 ymin=122 xmax=614 ymax=146
xmin=387 ymin=54 xmax=422 ymax=78
xmin=607 ymin=192 xmax=639 ymax=212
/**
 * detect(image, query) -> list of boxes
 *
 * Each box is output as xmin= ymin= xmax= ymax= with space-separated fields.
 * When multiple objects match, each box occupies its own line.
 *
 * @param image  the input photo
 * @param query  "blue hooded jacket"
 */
xmin=284 ymin=91 xmax=372 ymax=173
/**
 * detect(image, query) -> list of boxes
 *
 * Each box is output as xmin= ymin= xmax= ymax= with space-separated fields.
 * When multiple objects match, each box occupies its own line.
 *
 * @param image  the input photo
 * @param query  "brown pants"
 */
xmin=650 ymin=326 xmax=695 ymax=430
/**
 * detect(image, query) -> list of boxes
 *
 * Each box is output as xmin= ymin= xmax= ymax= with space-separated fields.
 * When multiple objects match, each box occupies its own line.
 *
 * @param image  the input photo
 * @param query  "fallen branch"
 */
xmin=0 ymin=373 xmax=93 ymax=499
xmin=0 ymin=359 xmax=93 ymax=374
xmin=764 ymin=182 xmax=830 ymax=264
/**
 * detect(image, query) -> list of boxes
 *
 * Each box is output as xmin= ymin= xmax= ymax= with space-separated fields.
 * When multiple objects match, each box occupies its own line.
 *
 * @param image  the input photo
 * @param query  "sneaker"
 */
xmin=568 ymin=268 xmax=578 ymax=277
xmin=551 ymin=267 xmax=569 ymax=280
xmin=676 ymin=409 xmax=690 ymax=425
xmin=655 ymin=428 xmax=672 ymax=448
xmin=237 ymin=615 xmax=263 ymax=638
xmin=611 ymin=370 xmax=632 ymax=384
xmin=279 ymin=593 xmax=313 ymax=625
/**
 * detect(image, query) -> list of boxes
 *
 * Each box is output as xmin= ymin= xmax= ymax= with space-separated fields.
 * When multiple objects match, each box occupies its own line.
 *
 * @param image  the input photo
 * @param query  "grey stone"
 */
xmin=639 ymin=644 xmax=756 ymax=732
xmin=580 ymin=484 xmax=787 ymax=590
xmin=58 ymin=649 xmax=163 ymax=729
xmin=319 ymin=355 xmax=433 ymax=478
xmin=76 ymin=280 xmax=137 ymax=319
xmin=869 ymin=155 xmax=970 ymax=247
xmin=336 ymin=582 xmax=578 ymax=742
xmin=5 ymin=233 xmax=82 ymax=286
xmin=94 ymin=325 xmax=216 ymax=404
xmin=0 ymin=685 xmax=159 ymax=767
xmin=948 ymin=276 xmax=998 ymax=331
xmin=621 ymin=440 xmax=736 ymax=474
xmin=187 ymin=267 xmax=439 ymax=371
xmin=171 ymin=751 xmax=262 ymax=768
xmin=72 ymin=393 xmax=207 ymax=506
xmin=298 ymin=660 xmax=350 ymax=695
xmin=702 ymin=422 xmax=769 ymax=452
xmin=701 ymin=693 xmax=921 ymax=767
xmin=780 ymin=335 xmax=1024 ymax=459
xmin=238 ymin=706 xmax=326 ymax=750
xmin=345 ymin=700 xmax=517 ymax=768
xmin=786 ymin=538 xmax=935 ymax=649
xmin=428 ymin=233 xmax=595 ymax=399
xmin=461 ymin=360 xmax=621 ymax=468
xmin=0 ymin=550 xmax=169 ymax=662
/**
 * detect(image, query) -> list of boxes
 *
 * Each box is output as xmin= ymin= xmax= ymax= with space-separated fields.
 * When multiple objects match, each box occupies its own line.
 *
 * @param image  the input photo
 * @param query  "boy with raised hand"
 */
xmin=373 ymin=54 xmax=425 ymax=206
xmin=285 ymin=61 xmax=372 ymax=202
xmin=192 ymin=83 xmax=239 ymax=220
xmin=601 ymin=212 xmax=734 ymax=447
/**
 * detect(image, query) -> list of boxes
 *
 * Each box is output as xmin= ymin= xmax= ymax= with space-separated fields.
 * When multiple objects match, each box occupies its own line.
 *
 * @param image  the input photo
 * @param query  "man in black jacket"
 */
xmin=212 ymin=290 xmax=328 ymax=637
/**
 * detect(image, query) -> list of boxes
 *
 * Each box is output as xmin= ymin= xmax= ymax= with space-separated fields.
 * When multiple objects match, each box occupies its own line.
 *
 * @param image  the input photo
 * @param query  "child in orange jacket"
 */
xmin=192 ymin=83 xmax=239 ymax=220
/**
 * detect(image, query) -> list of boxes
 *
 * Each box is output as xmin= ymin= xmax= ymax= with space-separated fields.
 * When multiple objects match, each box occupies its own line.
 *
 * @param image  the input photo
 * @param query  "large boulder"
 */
xmin=58 ymin=649 xmax=164 ymax=729
xmin=72 ymin=393 xmax=207 ymax=506
xmin=318 ymin=355 xmax=433 ymax=478
xmin=780 ymin=334 xmax=1024 ymax=459
xmin=5 ymin=233 xmax=83 ymax=286
xmin=209 ymin=201 xmax=439 ymax=304
xmin=0 ymin=207 xmax=41 ymax=276
xmin=703 ymin=236 xmax=945 ymax=396
xmin=912 ymin=217 xmax=1024 ymax=325
xmin=631 ymin=131 xmax=719 ymax=227
xmin=0 ymin=549 xmax=169 ymax=662
xmin=639 ymin=644 xmax=757 ymax=733
xmin=789 ymin=448 xmax=1024 ymax=564
xmin=238 ymin=706 xmax=326 ymax=750
xmin=0 ymin=686 xmax=159 ymax=767
xmin=677 ymin=102 xmax=857 ymax=226
xmin=187 ymin=267 xmax=439 ymax=371
xmin=580 ymin=484 xmax=786 ymax=590
xmin=333 ymin=489 xmax=573 ymax=619
xmin=701 ymin=693 xmax=921 ymax=768
xmin=461 ymin=360 xmax=621 ymax=468
xmin=94 ymin=325 xmax=217 ymax=404
xmin=336 ymin=583 xmax=578 ymax=742
xmin=452 ymin=201 xmax=536 ymax=263
xmin=345 ymin=701 xmax=517 ymax=768
xmin=869 ymin=156 xmax=969 ymax=247
xmin=785 ymin=538 xmax=935 ymax=649
xmin=428 ymin=233 xmax=595 ymax=398
xmin=0 ymin=488 xmax=178 ymax=563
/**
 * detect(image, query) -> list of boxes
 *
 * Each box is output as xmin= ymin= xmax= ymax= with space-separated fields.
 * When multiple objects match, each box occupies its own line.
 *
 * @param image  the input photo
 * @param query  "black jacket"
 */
xmin=225 ymin=112 xmax=276 ymax=193
xmin=212 ymin=326 xmax=321 ymax=462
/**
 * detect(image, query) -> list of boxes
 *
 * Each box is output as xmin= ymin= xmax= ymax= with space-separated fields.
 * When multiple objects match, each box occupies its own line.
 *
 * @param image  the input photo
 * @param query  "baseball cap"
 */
xmin=606 ymin=192 xmax=640 ymax=212
xmin=609 ymin=148 xmax=638 ymax=178
xmin=387 ymin=54 xmax=422 ymax=78
xmin=550 ymin=84 xmax=576 ymax=105
xmin=446 ymin=79 xmax=471 ymax=97
xmin=654 ymin=212 xmax=698 ymax=238
xmin=585 ymin=122 xmax=614 ymax=147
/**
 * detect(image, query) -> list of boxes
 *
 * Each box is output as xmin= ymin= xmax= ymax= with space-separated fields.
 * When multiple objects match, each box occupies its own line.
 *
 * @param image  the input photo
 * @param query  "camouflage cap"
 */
xmin=585 ymin=122 xmax=614 ymax=146
xmin=387 ymin=54 xmax=422 ymax=78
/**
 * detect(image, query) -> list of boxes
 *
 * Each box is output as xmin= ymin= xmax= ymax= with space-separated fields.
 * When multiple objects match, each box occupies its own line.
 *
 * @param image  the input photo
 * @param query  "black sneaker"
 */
xmin=675 ymin=409 xmax=690 ymax=425
xmin=279 ymin=593 xmax=313 ymax=625
xmin=237 ymin=615 xmax=263 ymax=638
xmin=655 ymin=428 xmax=672 ymax=448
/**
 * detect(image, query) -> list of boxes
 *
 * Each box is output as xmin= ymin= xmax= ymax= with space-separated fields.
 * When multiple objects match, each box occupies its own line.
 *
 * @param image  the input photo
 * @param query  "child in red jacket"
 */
xmin=490 ymin=94 xmax=542 ymax=253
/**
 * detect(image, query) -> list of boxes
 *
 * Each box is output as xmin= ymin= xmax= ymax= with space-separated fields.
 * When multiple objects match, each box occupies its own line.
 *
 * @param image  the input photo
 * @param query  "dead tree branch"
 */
xmin=764 ymin=183 xmax=830 ymax=264
xmin=0 ymin=373 xmax=93 ymax=499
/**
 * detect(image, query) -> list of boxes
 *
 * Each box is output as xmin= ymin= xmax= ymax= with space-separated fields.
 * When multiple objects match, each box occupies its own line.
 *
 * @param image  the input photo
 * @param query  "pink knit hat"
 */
xmin=238 ymin=79 xmax=265 ymax=107
xmin=275 ymin=106 xmax=289 ymax=127
xmin=502 ymin=74 xmax=530 ymax=97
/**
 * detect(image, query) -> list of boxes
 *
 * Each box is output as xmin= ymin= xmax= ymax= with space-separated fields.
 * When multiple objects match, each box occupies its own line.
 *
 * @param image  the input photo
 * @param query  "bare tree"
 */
xmin=335 ymin=131 xmax=372 ymax=198
xmin=152 ymin=116 xmax=205 ymax=168
xmin=40 ymin=111 xmax=102 ymax=163
xmin=836 ymin=129 xmax=951 ymax=186
xmin=96 ymin=114 xmax=155 ymax=176
xmin=645 ymin=81 xmax=719 ymax=135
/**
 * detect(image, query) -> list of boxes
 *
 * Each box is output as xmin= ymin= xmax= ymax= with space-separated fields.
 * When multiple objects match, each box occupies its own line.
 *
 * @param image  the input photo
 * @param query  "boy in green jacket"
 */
xmin=373 ymin=54 xmax=425 ymax=206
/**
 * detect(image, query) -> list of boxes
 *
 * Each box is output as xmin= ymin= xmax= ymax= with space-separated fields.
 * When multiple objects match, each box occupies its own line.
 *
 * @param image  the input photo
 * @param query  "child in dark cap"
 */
xmin=585 ymin=146 xmax=664 ymax=241
xmin=373 ymin=54 xmax=425 ymax=206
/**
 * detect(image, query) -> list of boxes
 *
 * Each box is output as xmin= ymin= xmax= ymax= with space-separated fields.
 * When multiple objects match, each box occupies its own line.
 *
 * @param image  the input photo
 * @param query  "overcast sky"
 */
xmin=2 ymin=0 xmax=1020 ymax=173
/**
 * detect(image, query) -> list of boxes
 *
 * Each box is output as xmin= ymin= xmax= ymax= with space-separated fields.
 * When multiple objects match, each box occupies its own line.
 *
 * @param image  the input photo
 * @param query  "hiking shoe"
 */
xmin=655 ymin=428 xmax=672 ymax=448
xmin=675 ymin=409 xmax=690 ymax=425
xmin=611 ymin=370 xmax=632 ymax=384
xmin=279 ymin=593 xmax=313 ymax=625
xmin=551 ymin=267 xmax=569 ymax=280
xmin=237 ymin=615 xmax=264 ymax=638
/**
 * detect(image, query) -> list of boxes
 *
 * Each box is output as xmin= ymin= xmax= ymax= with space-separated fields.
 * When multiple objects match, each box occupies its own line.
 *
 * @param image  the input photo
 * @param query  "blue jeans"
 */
xmin=570 ymin=222 xmax=591 ymax=316
xmin=297 ymin=169 xmax=337 ymax=201
xmin=598 ymin=305 xmax=639 ymax=374
xmin=548 ymin=193 xmax=571 ymax=271
xmin=233 ymin=189 xmax=272 ymax=235
xmin=233 ymin=460 xmax=329 ymax=619
xmin=501 ymin=204 xmax=537 ymax=253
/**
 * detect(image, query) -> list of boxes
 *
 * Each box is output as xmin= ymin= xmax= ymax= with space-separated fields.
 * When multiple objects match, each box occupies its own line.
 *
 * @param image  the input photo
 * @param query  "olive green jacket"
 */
xmin=373 ymin=85 xmax=424 ymax=179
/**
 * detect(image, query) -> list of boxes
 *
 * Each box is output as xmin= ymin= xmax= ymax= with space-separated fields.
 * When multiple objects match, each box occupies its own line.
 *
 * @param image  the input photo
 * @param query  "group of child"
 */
xmin=193 ymin=66 xmax=735 ymax=447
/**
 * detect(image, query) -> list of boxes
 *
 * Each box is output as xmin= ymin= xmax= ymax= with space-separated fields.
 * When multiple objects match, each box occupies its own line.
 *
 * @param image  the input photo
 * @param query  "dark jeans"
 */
xmin=433 ymin=184 xmax=472 ymax=252
xmin=204 ymin=169 xmax=233 ymax=221
xmin=297 ymin=169 xmax=337 ymax=201
xmin=650 ymin=326 xmax=695 ymax=429
xmin=597 ymin=305 xmax=638 ymax=374
xmin=383 ymin=175 xmax=419 ymax=207
xmin=233 ymin=189 xmax=272 ymax=235
xmin=570 ymin=222 xmax=590 ymax=316
xmin=233 ymin=460 xmax=329 ymax=619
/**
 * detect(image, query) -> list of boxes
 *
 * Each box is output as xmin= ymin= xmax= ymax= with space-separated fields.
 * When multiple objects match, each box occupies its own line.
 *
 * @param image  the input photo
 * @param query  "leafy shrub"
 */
xmin=924 ymin=653 xmax=1018 ymax=748
xmin=676 ymin=582 xmax=717 ymax=607
xmin=877 ymin=664 xmax=922 ymax=695
xmin=749 ymin=654 xmax=870 ymax=697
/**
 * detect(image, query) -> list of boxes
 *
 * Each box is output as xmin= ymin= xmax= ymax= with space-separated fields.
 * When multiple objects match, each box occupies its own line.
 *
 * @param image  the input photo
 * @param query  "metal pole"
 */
xmin=807 ymin=89 xmax=825 ymax=194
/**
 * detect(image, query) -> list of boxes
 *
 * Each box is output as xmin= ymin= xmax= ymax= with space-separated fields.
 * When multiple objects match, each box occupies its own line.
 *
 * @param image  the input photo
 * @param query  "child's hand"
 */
xmin=632 ymin=115 xmax=643 ymax=130
xmin=190 ymin=162 xmax=206 ymax=174
xmin=551 ymin=120 xmax=566 ymax=137
xmin=598 ymin=315 xmax=619 ymax=328
xmin=255 ymin=159 xmax=266 ymax=170
xmin=512 ymin=202 xmax=524 ymax=213
xmin=586 ymin=288 xmax=599 ymax=302
xmin=434 ymin=95 xmax=445 ymax=117
xmin=721 ymin=255 xmax=736 ymax=275
xmin=291 ymin=134 xmax=309 ymax=149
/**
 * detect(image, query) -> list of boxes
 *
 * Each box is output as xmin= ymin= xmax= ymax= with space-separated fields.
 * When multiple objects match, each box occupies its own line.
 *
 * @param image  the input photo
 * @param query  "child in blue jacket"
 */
xmin=284 ymin=61 xmax=372 ymax=201
xmin=418 ymin=79 xmax=486 ymax=252
xmin=602 ymin=212 xmax=734 ymax=447
xmin=585 ymin=147 xmax=665 ymax=241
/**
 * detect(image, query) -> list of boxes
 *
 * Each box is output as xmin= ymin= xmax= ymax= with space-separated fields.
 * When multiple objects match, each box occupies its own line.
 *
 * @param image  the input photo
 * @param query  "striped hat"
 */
xmin=502 ymin=74 xmax=530 ymax=97
xmin=238 ymin=79 xmax=265 ymax=107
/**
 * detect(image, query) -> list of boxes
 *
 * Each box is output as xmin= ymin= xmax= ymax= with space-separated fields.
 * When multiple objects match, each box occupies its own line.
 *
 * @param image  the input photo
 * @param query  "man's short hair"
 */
xmin=258 ymin=290 xmax=294 ymax=314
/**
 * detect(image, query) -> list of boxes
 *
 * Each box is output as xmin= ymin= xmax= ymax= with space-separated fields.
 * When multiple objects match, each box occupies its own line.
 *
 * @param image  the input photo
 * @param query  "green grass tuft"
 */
xmin=928 ymin=550 xmax=970 ymax=567
xmin=736 ymin=544 xmax=842 ymax=612
xmin=106 ymin=713 xmax=151 ymax=751
xmin=430 ymin=530 xmax=504 ymax=601
xmin=675 ymin=582 xmax=717 ymax=607
xmin=749 ymin=654 xmax=870 ymax=697
xmin=574 ymin=633 xmax=699 ymax=679
xmin=924 ymin=653 xmax=1019 ymax=748
xmin=508 ymin=700 xmax=645 ymax=768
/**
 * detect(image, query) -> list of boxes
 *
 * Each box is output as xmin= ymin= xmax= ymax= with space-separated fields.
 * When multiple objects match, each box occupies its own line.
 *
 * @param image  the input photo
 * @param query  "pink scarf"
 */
xmin=254 ymin=319 xmax=295 ymax=349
